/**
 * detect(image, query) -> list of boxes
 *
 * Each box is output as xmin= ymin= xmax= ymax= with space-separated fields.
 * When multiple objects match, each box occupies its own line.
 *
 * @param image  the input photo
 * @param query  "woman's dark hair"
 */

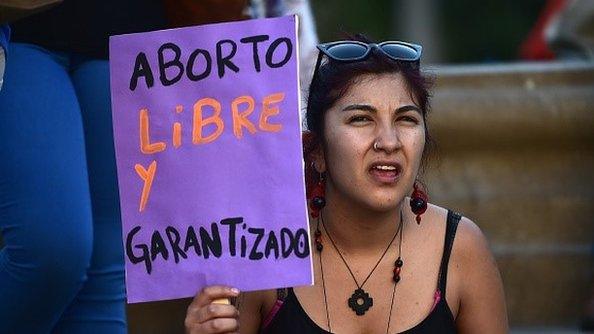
xmin=303 ymin=35 xmax=434 ymax=195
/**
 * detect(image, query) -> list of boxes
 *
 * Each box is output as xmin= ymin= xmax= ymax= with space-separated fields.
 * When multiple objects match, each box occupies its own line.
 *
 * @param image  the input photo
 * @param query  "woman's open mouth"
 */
xmin=368 ymin=162 xmax=403 ymax=184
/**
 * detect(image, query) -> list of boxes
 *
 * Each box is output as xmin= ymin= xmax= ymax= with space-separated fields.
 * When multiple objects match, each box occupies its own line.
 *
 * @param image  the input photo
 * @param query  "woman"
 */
xmin=184 ymin=38 xmax=508 ymax=333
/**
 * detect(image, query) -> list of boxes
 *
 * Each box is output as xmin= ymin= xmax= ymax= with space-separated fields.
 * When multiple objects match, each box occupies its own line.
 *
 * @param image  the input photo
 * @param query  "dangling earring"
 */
xmin=309 ymin=170 xmax=326 ymax=219
xmin=310 ymin=170 xmax=325 ymax=252
xmin=410 ymin=181 xmax=428 ymax=224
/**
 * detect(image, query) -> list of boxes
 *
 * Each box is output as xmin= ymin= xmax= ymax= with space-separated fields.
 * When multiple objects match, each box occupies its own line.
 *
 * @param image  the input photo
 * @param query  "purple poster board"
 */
xmin=109 ymin=16 xmax=312 ymax=303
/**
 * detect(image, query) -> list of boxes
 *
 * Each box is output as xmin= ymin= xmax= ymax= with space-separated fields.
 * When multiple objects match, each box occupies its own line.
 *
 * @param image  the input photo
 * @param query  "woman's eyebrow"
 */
xmin=341 ymin=104 xmax=377 ymax=113
xmin=396 ymin=105 xmax=422 ymax=115
xmin=342 ymin=104 xmax=421 ymax=115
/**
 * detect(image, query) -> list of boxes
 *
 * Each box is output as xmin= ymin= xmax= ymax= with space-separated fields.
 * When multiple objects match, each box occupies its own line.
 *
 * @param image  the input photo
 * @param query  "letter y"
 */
xmin=135 ymin=160 xmax=157 ymax=212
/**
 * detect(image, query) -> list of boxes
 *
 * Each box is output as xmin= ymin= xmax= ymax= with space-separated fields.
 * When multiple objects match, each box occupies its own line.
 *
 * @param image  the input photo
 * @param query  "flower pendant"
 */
xmin=348 ymin=288 xmax=373 ymax=315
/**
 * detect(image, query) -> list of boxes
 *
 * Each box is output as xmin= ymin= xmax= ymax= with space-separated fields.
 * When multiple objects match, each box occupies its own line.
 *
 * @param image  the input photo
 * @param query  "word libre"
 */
xmin=139 ymin=93 xmax=284 ymax=154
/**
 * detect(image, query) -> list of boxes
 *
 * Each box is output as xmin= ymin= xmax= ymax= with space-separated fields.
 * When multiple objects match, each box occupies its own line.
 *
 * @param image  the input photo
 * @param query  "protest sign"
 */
xmin=109 ymin=16 xmax=312 ymax=303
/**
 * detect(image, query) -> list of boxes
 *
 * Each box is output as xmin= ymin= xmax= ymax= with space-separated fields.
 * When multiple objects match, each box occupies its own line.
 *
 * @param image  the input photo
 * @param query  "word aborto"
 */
xmin=129 ymin=34 xmax=293 ymax=91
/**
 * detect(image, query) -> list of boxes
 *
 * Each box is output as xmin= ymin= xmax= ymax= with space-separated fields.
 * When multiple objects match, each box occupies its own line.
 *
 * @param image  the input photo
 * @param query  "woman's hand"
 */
xmin=185 ymin=285 xmax=241 ymax=334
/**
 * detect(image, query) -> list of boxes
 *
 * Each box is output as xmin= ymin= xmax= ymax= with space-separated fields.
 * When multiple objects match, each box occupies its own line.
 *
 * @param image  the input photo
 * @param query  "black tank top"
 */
xmin=262 ymin=210 xmax=461 ymax=334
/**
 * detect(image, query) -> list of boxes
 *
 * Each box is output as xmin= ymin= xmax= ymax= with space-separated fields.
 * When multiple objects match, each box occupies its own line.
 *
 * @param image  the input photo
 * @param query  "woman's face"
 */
xmin=318 ymin=73 xmax=426 ymax=212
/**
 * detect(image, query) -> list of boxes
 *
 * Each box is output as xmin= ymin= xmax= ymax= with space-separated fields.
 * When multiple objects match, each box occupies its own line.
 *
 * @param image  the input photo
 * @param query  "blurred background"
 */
xmin=313 ymin=0 xmax=585 ymax=63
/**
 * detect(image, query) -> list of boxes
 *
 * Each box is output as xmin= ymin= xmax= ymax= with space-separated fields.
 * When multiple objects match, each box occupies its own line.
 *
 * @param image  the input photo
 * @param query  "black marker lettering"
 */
xmin=266 ymin=38 xmax=292 ymax=68
xmin=166 ymin=226 xmax=187 ymax=263
xmin=186 ymin=48 xmax=212 ymax=81
xmin=150 ymin=230 xmax=169 ymax=261
xmin=280 ymin=227 xmax=294 ymax=258
xmin=241 ymin=235 xmax=247 ymax=258
xmin=248 ymin=227 xmax=264 ymax=260
xmin=240 ymin=35 xmax=269 ymax=72
xmin=183 ymin=226 xmax=202 ymax=256
xmin=294 ymin=228 xmax=310 ymax=258
xmin=200 ymin=223 xmax=222 ymax=259
xmin=221 ymin=217 xmax=243 ymax=257
xmin=126 ymin=226 xmax=152 ymax=274
xmin=129 ymin=52 xmax=154 ymax=91
xmin=158 ymin=42 xmax=184 ymax=86
xmin=264 ymin=230 xmax=280 ymax=259
xmin=216 ymin=39 xmax=239 ymax=78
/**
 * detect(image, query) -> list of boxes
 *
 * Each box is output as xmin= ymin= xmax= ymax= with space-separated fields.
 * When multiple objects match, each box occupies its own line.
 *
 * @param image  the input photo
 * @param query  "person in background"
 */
xmin=520 ymin=0 xmax=594 ymax=60
xmin=0 ymin=1 xmax=166 ymax=332
xmin=247 ymin=0 xmax=319 ymax=90
xmin=0 ymin=0 xmax=63 ymax=88
xmin=0 ymin=24 xmax=8 ymax=91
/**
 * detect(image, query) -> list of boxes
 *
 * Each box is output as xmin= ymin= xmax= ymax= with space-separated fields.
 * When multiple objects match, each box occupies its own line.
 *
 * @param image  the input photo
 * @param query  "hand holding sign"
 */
xmin=185 ymin=286 xmax=239 ymax=334
xmin=109 ymin=16 xmax=312 ymax=303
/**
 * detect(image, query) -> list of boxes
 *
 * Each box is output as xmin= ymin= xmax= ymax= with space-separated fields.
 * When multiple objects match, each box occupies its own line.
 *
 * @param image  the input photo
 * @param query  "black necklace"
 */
xmin=316 ymin=211 xmax=404 ymax=322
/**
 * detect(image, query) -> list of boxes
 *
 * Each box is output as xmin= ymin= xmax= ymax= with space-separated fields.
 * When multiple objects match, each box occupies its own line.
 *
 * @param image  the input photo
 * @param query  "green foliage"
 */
xmin=311 ymin=0 xmax=547 ymax=63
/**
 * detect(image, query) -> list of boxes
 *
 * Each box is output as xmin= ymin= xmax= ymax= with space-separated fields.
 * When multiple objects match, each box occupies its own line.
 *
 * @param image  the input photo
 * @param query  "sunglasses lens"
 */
xmin=381 ymin=43 xmax=420 ymax=60
xmin=325 ymin=43 xmax=368 ymax=60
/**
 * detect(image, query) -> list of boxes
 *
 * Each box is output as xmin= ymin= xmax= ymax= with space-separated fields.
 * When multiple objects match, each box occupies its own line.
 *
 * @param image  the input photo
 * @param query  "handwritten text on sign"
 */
xmin=109 ymin=16 xmax=312 ymax=303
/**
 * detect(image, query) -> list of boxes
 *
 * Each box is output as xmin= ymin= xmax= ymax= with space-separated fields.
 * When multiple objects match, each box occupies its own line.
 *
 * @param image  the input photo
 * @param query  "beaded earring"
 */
xmin=310 ymin=170 xmax=325 ymax=252
xmin=309 ymin=171 xmax=326 ymax=219
xmin=410 ymin=181 xmax=428 ymax=224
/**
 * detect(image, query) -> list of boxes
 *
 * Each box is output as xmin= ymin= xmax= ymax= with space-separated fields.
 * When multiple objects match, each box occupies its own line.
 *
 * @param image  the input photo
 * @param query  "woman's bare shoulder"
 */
xmin=425 ymin=203 xmax=508 ymax=332
xmin=422 ymin=203 xmax=490 ymax=261
xmin=449 ymin=212 xmax=492 ymax=265
xmin=451 ymin=222 xmax=508 ymax=331
xmin=418 ymin=202 xmax=449 ymax=233
xmin=423 ymin=203 xmax=485 ymax=250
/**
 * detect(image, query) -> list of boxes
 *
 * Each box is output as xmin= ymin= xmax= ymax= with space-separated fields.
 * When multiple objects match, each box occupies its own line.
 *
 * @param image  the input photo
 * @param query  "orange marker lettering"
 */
xmin=173 ymin=105 xmax=183 ymax=148
xmin=173 ymin=122 xmax=182 ymax=148
xmin=231 ymin=95 xmax=257 ymax=139
xmin=134 ymin=160 xmax=157 ymax=212
xmin=193 ymin=98 xmax=224 ymax=144
xmin=139 ymin=108 xmax=166 ymax=154
xmin=259 ymin=92 xmax=284 ymax=132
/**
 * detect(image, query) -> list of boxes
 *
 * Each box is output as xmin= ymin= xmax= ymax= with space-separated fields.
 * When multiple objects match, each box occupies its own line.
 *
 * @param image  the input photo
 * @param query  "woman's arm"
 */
xmin=454 ymin=217 xmax=509 ymax=333
xmin=237 ymin=289 xmax=276 ymax=334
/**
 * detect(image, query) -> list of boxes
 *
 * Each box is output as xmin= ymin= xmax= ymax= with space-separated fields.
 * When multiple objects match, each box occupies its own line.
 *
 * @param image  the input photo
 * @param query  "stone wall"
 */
xmin=425 ymin=61 xmax=594 ymax=326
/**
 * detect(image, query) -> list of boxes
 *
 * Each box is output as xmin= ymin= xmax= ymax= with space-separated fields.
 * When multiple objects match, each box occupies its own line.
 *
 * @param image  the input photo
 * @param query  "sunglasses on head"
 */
xmin=306 ymin=40 xmax=423 ymax=113
xmin=316 ymin=40 xmax=422 ymax=63
xmin=308 ymin=40 xmax=423 ymax=95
